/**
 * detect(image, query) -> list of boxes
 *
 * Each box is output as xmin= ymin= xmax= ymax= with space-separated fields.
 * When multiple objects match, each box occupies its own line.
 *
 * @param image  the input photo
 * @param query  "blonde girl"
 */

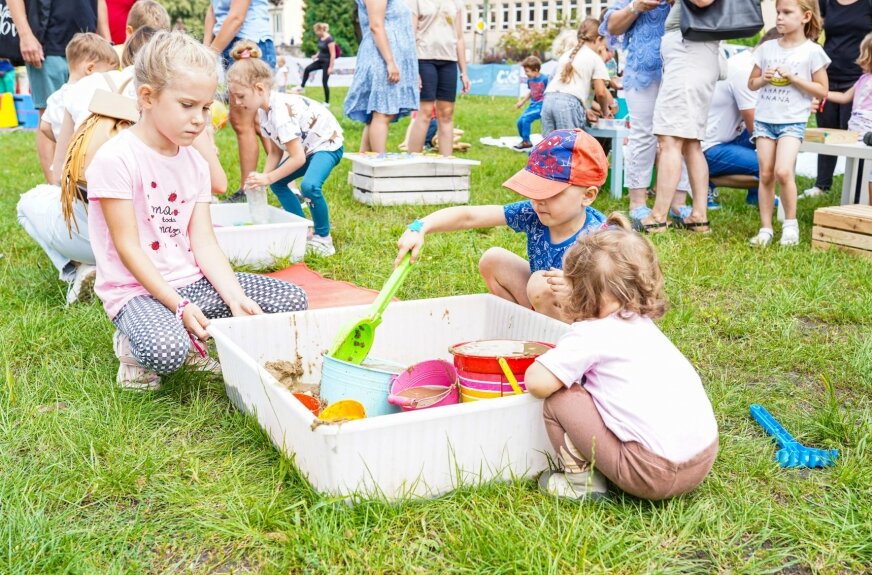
xmin=227 ymin=40 xmax=345 ymax=257
xmin=540 ymin=18 xmax=615 ymax=135
xmin=301 ymin=22 xmax=336 ymax=103
xmin=824 ymin=32 xmax=872 ymax=205
xmin=525 ymin=215 xmax=718 ymax=501
xmin=86 ymin=31 xmax=308 ymax=390
xmin=748 ymin=0 xmax=830 ymax=246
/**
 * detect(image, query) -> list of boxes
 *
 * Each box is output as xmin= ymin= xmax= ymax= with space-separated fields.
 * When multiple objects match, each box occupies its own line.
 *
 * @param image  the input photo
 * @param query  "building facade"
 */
xmin=461 ymin=0 xmax=777 ymax=61
xmin=269 ymin=0 xmax=305 ymax=49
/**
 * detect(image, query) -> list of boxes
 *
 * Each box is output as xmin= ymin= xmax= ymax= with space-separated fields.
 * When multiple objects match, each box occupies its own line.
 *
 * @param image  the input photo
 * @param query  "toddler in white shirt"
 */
xmin=525 ymin=214 xmax=719 ymax=501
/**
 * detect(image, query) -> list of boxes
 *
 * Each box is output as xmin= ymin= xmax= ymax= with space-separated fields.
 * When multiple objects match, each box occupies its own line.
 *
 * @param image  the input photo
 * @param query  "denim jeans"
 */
xmin=704 ymin=130 xmax=759 ymax=194
xmin=270 ymin=146 xmax=344 ymax=237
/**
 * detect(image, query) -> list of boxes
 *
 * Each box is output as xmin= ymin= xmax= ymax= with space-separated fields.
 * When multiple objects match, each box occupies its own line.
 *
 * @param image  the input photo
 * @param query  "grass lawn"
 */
xmin=0 ymin=87 xmax=870 ymax=574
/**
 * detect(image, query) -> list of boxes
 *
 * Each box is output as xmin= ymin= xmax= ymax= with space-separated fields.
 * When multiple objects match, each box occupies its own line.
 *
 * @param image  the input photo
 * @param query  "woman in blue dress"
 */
xmin=344 ymin=0 xmax=419 ymax=153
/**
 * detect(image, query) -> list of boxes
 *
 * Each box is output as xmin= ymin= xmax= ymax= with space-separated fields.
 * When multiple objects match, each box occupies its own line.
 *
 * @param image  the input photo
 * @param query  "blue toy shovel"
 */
xmin=749 ymin=404 xmax=839 ymax=468
xmin=327 ymin=254 xmax=413 ymax=364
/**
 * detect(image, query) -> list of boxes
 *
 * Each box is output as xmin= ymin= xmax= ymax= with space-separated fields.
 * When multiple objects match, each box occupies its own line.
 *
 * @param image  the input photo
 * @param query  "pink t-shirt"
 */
xmin=848 ymin=73 xmax=872 ymax=134
xmin=536 ymin=313 xmax=718 ymax=463
xmin=86 ymin=130 xmax=213 ymax=319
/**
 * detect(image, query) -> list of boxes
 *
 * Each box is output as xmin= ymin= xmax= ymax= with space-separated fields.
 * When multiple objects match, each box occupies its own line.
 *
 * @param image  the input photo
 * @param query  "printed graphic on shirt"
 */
xmin=258 ymin=92 xmax=344 ymax=155
xmin=528 ymin=76 xmax=548 ymax=102
xmin=144 ymin=179 xmax=193 ymax=252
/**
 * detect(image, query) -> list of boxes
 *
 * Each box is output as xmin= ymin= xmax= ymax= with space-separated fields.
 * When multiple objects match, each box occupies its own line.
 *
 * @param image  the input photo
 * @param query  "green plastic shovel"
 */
xmin=327 ymin=254 xmax=414 ymax=364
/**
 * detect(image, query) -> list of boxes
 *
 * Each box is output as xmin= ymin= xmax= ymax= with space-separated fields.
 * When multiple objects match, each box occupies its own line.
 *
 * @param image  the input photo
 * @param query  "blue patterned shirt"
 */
xmin=599 ymin=0 xmax=671 ymax=91
xmin=503 ymin=201 xmax=607 ymax=273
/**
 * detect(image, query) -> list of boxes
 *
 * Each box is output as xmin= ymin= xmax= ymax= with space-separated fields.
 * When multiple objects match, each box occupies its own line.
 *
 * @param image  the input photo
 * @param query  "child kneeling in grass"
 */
xmin=87 ymin=31 xmax=308 ymax=390
xmin=395 ymin=129 xmax=607 ymax=322
xmin=525 ymin=216 xmax=719 ymax=501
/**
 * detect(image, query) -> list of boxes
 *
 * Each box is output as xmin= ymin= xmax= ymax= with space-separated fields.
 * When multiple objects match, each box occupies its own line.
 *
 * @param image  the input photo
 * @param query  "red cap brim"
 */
xmin=502 ymin=169 xmax=571 ymax=200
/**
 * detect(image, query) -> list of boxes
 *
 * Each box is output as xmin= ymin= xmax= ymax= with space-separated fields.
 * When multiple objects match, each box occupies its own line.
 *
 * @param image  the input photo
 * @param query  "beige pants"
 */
xmin=543 ymin=384 xmax=718 ymax=501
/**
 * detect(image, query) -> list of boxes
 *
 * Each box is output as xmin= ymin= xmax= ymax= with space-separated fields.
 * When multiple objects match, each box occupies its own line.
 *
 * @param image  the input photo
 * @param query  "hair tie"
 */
xmin=240 ymin=49 xmax=251 ymax=59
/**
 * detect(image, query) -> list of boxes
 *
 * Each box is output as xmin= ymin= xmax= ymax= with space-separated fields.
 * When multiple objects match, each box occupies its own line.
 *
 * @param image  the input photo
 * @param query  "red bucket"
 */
xmin=448 ymin=339 xmax=554 ymax=375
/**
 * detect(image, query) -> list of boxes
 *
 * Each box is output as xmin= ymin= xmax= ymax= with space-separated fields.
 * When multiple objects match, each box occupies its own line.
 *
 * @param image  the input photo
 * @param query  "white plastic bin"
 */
xmin=210 ymin=204 xmax=311 ymax=267
xmin=208 ymin=294 xmax=569 ymax=500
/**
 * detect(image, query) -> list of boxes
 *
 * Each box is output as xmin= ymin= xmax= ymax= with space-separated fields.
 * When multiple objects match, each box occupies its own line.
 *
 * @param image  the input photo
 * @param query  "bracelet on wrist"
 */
xmin=176 ymin=298 xmax=191 ymax=322
xmin=407 ymin=219 xmax=424 ymax=233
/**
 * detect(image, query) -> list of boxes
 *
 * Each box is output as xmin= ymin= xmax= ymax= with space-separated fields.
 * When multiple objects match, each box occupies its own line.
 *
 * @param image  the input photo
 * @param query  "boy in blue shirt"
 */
xmin=514 ymin=56 xmax=548 ymax=150
xmin=395 ymin=129 xmax=607 ymax=322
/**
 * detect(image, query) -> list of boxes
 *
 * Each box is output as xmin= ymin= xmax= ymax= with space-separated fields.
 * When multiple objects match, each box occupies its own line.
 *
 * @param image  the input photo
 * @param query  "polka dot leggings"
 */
xmin=113 ymin=273 xmax=308 ymax=374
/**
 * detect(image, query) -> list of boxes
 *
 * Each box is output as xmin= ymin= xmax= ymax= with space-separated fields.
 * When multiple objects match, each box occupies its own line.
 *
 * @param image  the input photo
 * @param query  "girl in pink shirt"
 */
xmin=86 ymin=31 xmax=307 ymax=390
xmin=525 ymin=215 xmax=718 ymax=501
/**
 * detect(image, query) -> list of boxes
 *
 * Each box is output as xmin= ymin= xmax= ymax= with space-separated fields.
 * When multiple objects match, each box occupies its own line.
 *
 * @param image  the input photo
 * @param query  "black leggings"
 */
xmin=302 ymin=59 xmax=331 ymax=103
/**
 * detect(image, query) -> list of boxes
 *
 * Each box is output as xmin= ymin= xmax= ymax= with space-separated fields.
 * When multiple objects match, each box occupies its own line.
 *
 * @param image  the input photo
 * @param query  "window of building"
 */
xmin=528 ymin=3 xmax=536 ymax=27
xmin=540 ymin=2 xmax=548 ymax=25
xmin=466 ymin=6 xmax=472 ymax=30
xmin=502 ymin=4 xmax=510 ymax=29
xmin=569 ymin=0 xmax=577 ymax=23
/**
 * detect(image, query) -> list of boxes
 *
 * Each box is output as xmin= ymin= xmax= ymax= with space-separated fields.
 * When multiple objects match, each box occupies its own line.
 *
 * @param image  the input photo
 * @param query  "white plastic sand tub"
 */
xmin=208 ymin=294 xmax=569 ymax=500
xmin=210 ymin=203 xmax=312 ymax=267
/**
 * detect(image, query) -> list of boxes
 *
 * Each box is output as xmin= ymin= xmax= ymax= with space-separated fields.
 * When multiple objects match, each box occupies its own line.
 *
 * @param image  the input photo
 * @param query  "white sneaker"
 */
xmin=306 ymin=234 xmax=336 ymax=257
xmin=113 ymin=330 xmax=161 ymax=391
xmin=185 ymin=350 xmax=222 ymax=374
xmin=538 ymin=469 xmax=609 ymax=501
xmin=801 ymin=186 xmax=826 ymax=199
xmin=66 ymin=263 xmax=97 ymax=306
xmin=749 ymin=229 xmax=774 ymax=247
xmin=780 ymin=226 xmax=800 ymax=246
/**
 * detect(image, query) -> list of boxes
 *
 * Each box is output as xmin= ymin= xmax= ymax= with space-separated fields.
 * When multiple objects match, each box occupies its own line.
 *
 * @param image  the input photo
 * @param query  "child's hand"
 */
xmin=395 ymin=229 xmax=425 ymax=266
xmin=762 ymin=68 xmax=776 ymax=83
xmin=775 ymin=67 xmax=792 ymax=82
xmin=514 ymin=101 xmax=523 ymax=109
xmin=543 ymin=268 xmax=571 ymax=300
xmin=244 ymin=171 xmax=271 ymax=189
xmin=182 ymin=302 xmax=210 ymax=341
xmin=229 ymin=296 xmax=264 ymax=317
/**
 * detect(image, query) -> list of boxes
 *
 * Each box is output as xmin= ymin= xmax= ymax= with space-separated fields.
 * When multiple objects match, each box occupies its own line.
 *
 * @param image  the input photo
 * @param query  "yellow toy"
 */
xmin=211 ymin=99 xmax=228 ymax=130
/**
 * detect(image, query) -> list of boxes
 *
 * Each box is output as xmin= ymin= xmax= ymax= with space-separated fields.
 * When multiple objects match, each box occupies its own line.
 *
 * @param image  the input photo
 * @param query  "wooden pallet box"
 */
xmin=344 ymin=152 xmax=479 ymax=206
xmin=812 ymin=204 xmax=872 ymax=259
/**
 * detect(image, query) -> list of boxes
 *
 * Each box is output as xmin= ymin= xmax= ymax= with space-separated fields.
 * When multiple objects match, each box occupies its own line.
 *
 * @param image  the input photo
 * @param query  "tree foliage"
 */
xmin=301 ymin=0 xmax=359 ymax=57
xmin=157 ymin=0 xmax=211 ymax=40
xmin=496 ymin=25 xmax=564 ymax=63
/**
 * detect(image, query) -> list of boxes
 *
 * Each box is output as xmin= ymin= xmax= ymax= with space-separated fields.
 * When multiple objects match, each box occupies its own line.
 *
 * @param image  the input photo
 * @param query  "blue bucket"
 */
xmin=320 ymin=355 xmax=406 ymax=417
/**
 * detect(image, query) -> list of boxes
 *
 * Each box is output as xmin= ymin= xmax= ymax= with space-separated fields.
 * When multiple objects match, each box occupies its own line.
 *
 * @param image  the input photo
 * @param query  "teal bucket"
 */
xmin=320 ymin=355 xmax=406 ymax=417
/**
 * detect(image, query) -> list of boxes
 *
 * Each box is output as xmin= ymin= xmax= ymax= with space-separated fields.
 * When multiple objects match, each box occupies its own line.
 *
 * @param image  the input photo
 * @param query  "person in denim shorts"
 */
xmin=747 ymin=0 xmax=830 ymax=247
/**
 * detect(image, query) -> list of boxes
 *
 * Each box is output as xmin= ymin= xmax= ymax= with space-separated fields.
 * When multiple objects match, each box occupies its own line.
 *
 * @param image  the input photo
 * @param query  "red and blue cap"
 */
xmin=503 ymin=129 xmax=608 ymax=200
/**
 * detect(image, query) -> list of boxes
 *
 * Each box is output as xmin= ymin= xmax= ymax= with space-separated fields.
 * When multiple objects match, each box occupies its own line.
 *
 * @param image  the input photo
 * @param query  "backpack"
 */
xmin=334 ymin=43 xmax=341 ymax=58
xmin=61 ymin=73 xmax=139 ymax=233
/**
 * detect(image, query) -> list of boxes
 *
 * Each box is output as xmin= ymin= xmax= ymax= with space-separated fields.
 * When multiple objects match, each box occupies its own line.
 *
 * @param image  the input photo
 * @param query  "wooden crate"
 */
xmin=812 ymin=204 xmax=872 ymax=259
xmin=344 ymin=153 xmax=479 ymax=206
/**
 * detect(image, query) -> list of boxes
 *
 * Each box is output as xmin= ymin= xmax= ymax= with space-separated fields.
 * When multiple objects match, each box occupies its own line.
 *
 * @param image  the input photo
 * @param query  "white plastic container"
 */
xmin=208 ymin=294 xmax=569 ymax=500
xmin=210 ymin=204 xmax=311 ymax=266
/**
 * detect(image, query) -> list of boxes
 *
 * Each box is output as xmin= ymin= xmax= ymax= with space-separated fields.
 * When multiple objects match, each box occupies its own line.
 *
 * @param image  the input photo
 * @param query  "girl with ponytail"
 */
xmin=540 ymin=18 xmax=615 ymax=136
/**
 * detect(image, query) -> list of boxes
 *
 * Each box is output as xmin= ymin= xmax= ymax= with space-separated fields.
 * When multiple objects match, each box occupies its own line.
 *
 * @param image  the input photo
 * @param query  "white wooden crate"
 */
xmin=345 ymin=153 xmax=479 ymax=206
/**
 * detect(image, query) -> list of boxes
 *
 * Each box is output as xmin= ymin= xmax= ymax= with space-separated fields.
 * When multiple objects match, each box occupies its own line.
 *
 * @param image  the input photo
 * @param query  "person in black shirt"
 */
xmin=803 ymin=0 xmax=872 ymax=198
xmin=301 ymin=22 xmax=336 ymax=103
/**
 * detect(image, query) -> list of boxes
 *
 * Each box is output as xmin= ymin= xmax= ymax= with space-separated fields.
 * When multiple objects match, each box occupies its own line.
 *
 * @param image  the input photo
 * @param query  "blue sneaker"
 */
xmin=746 ymin=190 xmax=759 ymax=205
xmin=707 ymin=186 xmax=721 ymax=210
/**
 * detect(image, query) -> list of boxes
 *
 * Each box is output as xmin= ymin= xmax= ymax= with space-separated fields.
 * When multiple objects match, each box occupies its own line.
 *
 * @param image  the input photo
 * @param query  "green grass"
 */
xmin=1 ymin=87 xmax=870 ymax=574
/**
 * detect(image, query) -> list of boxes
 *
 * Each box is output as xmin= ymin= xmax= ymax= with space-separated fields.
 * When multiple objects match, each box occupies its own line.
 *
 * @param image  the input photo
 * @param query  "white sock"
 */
xmin=758 ymin=227 xmax=774 ymax=237
xmin=783 ymin=219 xmax=798 ymax=230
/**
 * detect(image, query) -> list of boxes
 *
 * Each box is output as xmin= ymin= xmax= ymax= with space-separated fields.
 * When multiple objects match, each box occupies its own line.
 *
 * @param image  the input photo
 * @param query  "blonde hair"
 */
xmin=127 ymin=0 xmax=171 ymax=33
xmin=857 ymin=31 xmax=872 ymax=74
xmin=561 ymin=213 xmax=667 ymax=322
xmin=134 ymin=30 xmax=218 ymax=93
xmin=777 ymin=0 xmax=822 ymax=40
xmin=65 ymin=32 xmax=118 ymax=69
xmin=560 ymin=18 xmax=601 ymax=85
xmin=315 ymin=22 xmax=329 ymax=33
xmin=225 ymin=39 xmax=274 ymax=89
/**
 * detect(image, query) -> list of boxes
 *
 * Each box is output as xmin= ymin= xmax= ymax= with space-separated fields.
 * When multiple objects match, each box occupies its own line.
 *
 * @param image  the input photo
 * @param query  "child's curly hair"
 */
xmin=225 ymin=39 xmax=274 ymax=88
xmin=561 ymin=213 xmax=667 ymax=321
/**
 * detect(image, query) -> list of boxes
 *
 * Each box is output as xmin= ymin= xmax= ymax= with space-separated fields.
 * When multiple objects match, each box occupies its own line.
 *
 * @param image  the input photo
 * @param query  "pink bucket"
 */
xmin=387 ymin=359 xmax=459 ymax=411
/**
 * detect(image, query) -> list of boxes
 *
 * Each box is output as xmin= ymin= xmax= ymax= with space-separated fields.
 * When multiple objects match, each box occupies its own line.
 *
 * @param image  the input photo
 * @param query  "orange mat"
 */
xmin=265 ymin=263 xmax=381 ymax=309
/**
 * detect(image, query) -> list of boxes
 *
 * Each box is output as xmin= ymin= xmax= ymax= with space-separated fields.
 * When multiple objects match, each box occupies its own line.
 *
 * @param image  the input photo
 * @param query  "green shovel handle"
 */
xmin=370 ymin=253 xmax=413 ymax=318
